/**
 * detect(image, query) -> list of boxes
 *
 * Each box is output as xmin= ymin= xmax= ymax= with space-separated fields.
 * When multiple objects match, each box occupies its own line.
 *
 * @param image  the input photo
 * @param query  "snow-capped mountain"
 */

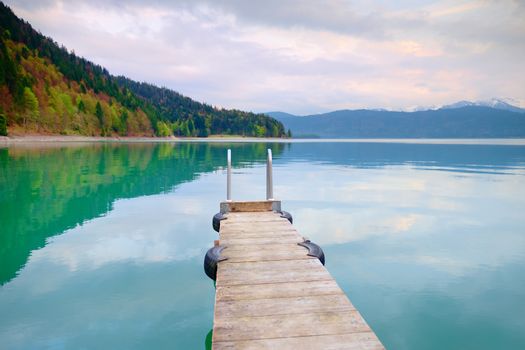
xmin=442 ymin=98 xmax=524 ymax=113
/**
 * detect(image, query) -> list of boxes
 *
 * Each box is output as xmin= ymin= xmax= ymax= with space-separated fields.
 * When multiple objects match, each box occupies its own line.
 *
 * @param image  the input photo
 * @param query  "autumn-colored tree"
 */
xmin=23 ymin=86 xmax=39 ymax=129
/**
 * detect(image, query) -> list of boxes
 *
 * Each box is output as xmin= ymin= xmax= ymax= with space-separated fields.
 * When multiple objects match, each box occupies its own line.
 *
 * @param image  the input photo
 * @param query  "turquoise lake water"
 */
xmin=1 ymin=140 xmax=525 ymax=349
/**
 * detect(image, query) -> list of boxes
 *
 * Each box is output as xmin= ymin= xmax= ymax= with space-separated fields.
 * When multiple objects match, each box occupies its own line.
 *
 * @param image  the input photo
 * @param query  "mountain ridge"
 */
xmin=441 ymin=98 xmax=524 ymax=113
xmin=268 ymin=98 xmax=525 ymax=118
xmin=267 ymin=105 xmax=525 ymax=138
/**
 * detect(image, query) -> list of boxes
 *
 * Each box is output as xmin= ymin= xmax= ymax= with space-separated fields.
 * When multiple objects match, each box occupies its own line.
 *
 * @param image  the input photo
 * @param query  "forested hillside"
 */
xmin=0 ymin=3 xmax=286 ymax=137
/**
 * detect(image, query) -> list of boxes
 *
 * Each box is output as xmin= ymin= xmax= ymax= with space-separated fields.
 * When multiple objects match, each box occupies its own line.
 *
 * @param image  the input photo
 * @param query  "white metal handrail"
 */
xmin=226 ymin=149 xmax=232 ymax=201
xmin=225 ymin=148 xmax=274 ymax=201
xmin=266 ymin=149 xmax=273 ymax=200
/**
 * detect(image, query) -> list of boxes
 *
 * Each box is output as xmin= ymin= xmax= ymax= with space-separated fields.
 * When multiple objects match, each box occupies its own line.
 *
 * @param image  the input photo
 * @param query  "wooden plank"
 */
xmin=222 ymin=216 xmax=290 ymax=223
xmin=220 ymin=230 xmax=301 ymax=239
xmin=219 ymin=243 xmax=313 ymax=262
xmin=212 ymin=202 xmax=385 ymax=349
xmin=219 ymin=257 xmax=323 ymax=270
xmin=220 ymin=221 xmax=293 ymax=230
xmin=214 ymin=332 xmax=384 ymax=350
xmin=222 ymin=217 xmax=287 ymax=224
xmin=216 ymin=280 xmax=345 ymax=302
xmin=221 ymin=243 xmax=307 ymax=252
xmin=219 ymin=227 xmax=299 ymax=236
xmin=225 ymin=201 xmax=275 ymax=212
xmin=224 ymin=213 xmax=287 ymax=222
xmin=212 ymin=310 xmax=373 ymax=342
xmin=217 ymin=261 xmax=332 ymax=286
xmin=215 ymin=294 xmax=355 ymax=319
xmin=220 ymin=234 xmax=302 ymax=246
xmin=226 ymin=212 xmax=280 ymax=217
xmin=221 ymin=250 xmax=314 ymax=263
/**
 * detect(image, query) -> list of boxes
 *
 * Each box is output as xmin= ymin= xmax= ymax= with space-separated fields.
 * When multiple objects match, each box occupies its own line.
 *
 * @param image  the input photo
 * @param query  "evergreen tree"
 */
xmin=188 ymin=118 xmax=195 ymax=136
xmin=77 ymin=99 xmax=85 ymax=113
xmin=95 ymin=101 xmax=105 ymax=135
xmin=182 ymin=120 xmax=190 ymax=136
xmin=95 ymin=101 xmax=103 ymax=124
xmin=119 ymin=110 xmax=128 ymax=135
xmin=0 ymin=113 xmax=7 ymax=136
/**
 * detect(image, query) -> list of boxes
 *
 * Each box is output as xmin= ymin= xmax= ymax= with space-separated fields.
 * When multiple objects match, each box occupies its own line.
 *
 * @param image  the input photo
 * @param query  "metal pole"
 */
xmin=266 ymin=148 xmax=273 ymax=200
xmin=227 ymin=149 xmax=232 ymax=201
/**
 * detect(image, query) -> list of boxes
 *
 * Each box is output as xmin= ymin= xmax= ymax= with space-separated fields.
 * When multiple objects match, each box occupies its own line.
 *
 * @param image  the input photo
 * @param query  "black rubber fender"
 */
xmin=212 ymin=212 xmax=226 ymax=232
xmin=298 ymin=240 xmax=325 ymax=265
xmin=279 ymin=210 xmax=293 ymax=224
xmin=203 ymin=245 xmax=227 ymax=280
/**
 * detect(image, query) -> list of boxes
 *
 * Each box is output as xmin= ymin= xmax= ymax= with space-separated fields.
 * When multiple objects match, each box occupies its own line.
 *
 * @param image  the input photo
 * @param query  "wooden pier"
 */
xmin=211 ymin=200 xmax=385 ymax=349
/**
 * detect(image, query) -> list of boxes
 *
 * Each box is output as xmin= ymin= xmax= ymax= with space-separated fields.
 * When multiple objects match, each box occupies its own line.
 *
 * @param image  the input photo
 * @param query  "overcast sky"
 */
xmin=5 ymin=0 xmax=525 ymax=114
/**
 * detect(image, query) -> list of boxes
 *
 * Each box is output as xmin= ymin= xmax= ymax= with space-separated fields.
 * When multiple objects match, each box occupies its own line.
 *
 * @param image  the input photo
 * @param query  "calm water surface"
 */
xmin=1 ymin=141 xmax=525 ymax=349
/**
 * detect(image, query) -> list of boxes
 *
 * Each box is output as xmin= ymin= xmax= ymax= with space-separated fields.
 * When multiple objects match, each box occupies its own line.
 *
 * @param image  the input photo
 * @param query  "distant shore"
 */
xmin=1 ymin=135 xmax=525 ymax=146
xmin=0 ymin=135 xmax=291 ymax=143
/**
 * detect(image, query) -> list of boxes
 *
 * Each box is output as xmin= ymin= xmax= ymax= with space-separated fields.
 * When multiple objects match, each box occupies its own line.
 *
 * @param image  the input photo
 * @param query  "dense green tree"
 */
xmin=95 ymin=101 xmax=103 ymax=124
xmin=118 ymin=110 xmax=128 ymax=135
xmin=156 ymin=121 xmax=171 ymax=137
xmin=0 ymin=33 xmax=20 ymax=100
xmin=77 ymin=99 xmax=85 ymax=113
xmin=181 ymin=120 xmax=190 ymax=137
xmin=23 ymin=86 xmax=39 ymax=127
xmin=188 ymin=118 xmax=195 ymax=136
xmin=254 ymin=125 xmax=266 ymax=137
xmin=0 ymin=113 xmax=7 ymax=136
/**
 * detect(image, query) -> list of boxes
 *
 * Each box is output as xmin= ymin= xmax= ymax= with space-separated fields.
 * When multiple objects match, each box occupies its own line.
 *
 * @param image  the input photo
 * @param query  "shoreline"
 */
xmin=1 ymin=135 xmax=525 ymax=146
xmin=0 ymin=135 xmax=291 ymax=143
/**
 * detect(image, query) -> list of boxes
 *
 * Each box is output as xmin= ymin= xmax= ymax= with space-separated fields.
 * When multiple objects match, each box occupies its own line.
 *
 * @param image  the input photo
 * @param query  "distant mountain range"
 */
xmin=441 ymin=98 xmax=524 ymax=114
xmin=267 ymin=101 xmax=525 ymax=138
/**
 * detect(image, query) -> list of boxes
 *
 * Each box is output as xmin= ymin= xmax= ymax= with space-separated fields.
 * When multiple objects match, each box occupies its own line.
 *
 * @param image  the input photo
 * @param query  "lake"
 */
xmin=1 ymin=140 xmax=525 ymax=349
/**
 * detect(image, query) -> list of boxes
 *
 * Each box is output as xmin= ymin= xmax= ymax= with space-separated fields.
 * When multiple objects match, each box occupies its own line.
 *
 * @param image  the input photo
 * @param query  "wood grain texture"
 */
xmin=212 ymin=205 xmax=385 ymax=349
xmin=220 ymin=236 xmax=304 ymax=245
xmin=223 ymin=201 xmax=276 ymax=212
xmin=215 ymin=294 xmax=355 ymax=319
xmin=214 ymin=332 xmax=385 ymax=350
xmin=213 ymin=310 xmax=371 ymax=342
xmin=216 ymin=280 xmax=345 ymax=301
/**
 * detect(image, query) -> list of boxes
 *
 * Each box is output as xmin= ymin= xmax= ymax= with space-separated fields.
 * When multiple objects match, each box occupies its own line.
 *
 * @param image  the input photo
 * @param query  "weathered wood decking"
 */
xmin=211 ymin=201 xmax=385 ymax=349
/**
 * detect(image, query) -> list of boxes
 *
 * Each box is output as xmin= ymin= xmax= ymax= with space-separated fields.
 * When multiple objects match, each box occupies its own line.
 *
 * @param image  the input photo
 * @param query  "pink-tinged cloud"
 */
xmin=5 ymin=0 xmax=525 ymax=114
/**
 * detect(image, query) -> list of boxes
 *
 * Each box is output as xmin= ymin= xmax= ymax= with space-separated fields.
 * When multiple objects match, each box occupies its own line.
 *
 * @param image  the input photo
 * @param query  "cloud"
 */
xmin=5 ymin=0 xmax=525 ymax=113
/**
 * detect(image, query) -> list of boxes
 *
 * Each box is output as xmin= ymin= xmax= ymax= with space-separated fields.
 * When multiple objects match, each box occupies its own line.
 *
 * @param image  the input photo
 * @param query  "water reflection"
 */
xmin=278 ymin=142 xmax=525 ymax=173
xmin=0 ymin=164 xmax=232 ymax=349
xmin=29 ymin=176 xmax=233 ymax=272
xmin=0 ymin=142 xmax=285 ymax=285
xmin=1 ymin=141 xmax=525 ymax=349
